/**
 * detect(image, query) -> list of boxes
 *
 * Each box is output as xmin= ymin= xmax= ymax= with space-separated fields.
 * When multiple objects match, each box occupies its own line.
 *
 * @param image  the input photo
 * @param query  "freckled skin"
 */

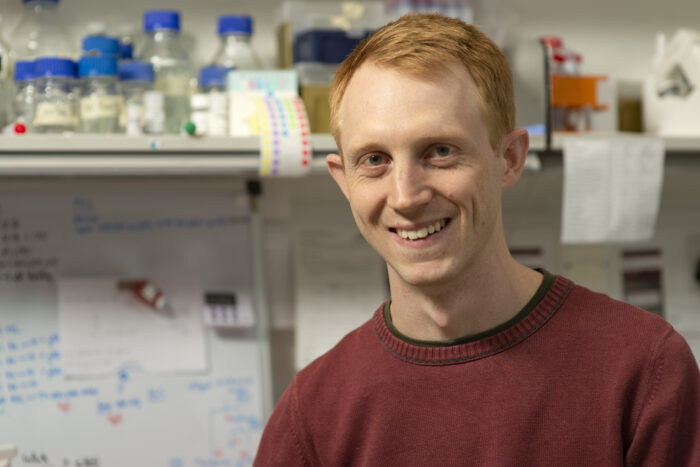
xmin=328 ymin=62 xmax=507 ymax=289
xmin=327 ymin=61 xmax=535 ymax=340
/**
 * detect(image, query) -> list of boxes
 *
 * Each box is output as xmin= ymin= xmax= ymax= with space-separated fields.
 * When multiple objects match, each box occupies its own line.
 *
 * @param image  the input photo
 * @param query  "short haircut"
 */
xmin=329 ymin=13 xmax=514 ymax=151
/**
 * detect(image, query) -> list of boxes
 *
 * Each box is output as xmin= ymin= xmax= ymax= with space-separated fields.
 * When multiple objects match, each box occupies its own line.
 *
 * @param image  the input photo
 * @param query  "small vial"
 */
xmin=118 ymin=61 xmax=157 ymax=135
xmin=33 ymin=57 xmax=77 ymax=133
xmin=199 ymin=65 xmax=230 ymax=136
xmin=77 ymin=55 xmax=121 ymax=133
xmin=13 ymin=60 xmax=36 ymax=132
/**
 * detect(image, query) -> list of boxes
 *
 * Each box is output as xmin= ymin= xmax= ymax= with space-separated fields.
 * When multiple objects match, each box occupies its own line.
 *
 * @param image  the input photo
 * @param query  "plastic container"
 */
xmin=78 ymin=55 xmax=121 ymax=133
xmin=119 ymin=61 xmax=161 ymax=135
xmin=139 ymin=9 xmax=193 ymax=134
xmin=212 ymin=15 xmax=262 ymax=70
xmin=11 ymin=0 xmax=75 ymax=60
xmin=13 ymin=60 xmax=36 ymax=132
xmin=82 ymin=35 xmax=120 ymax=56
xmin=32 ymin=56 xmax=76 ymax=133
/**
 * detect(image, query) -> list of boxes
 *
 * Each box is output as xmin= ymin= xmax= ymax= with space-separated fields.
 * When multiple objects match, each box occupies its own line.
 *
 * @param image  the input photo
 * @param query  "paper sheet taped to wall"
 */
xmin=561 ymin=137 xmax=665 ymax=243
xmin=58 ymin=276 xmax=207 ymax=376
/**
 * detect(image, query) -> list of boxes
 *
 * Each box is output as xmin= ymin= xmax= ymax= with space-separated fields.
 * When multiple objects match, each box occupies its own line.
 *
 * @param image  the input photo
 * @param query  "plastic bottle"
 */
xmin=212 ymin=15 xmax=262 ymax=70
xmin=11 ymin=0 xmax=75 ymax=61
xmin=32 ymin=57 xmax=76 ymax=133
xmin=13 ymin=60 xmax=36 ymax=132
xmin=139 ymin=10 xmax=192 ymax=134
xmin=119 ymin=61 xmax=162 ymax=135
xmin=78 ymin=55 xmax=121 ymax=133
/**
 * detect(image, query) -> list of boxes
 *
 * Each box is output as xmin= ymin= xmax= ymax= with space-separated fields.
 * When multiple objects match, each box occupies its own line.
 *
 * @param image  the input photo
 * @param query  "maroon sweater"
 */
xmin=255 ymin=274 xmax=700 ymax=466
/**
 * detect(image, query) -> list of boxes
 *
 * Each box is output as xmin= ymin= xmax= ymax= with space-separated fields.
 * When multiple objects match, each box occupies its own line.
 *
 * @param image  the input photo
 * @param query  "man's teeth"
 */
xmin=398 ymin=220 xmax=447 ymax=240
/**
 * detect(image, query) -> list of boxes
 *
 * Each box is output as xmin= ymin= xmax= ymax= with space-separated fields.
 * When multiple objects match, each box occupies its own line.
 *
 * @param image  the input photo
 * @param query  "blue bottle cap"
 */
xmin=199 ymin=66 xmax=231 ymax=88
xmin=82 ymin=35 xmax=120 ymax=55
xmin=118 ymin=61 xmax=155 ymax=82
xmin=34 ymin=57 xmax=75 ymax=78
xmin=218 ymin=15 xmax=252 ymax=36
xmin=78 ymin=55 xmax=118 ymax=78
xmin=14 ymin=61 xmax=35 ymax=81
xmin=119 ymin=42 xmax=134 ymax=60
xmin=144 ymin=10 xmax=180 ymax=32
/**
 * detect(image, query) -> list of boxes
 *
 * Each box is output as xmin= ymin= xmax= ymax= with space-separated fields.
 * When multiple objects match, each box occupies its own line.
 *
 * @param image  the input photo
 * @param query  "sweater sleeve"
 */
xmin=625 ymin=328 xmax=700 ymax=467
xmin=253 ymin=377 xmax=313 ymax=467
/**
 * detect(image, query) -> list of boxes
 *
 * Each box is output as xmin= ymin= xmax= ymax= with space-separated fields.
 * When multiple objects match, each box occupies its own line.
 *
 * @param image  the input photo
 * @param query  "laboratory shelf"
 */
xmin=0 ymin=134 xmax=336 ymax=176
xmin=0 ymin=132 xmax=697 ymax=176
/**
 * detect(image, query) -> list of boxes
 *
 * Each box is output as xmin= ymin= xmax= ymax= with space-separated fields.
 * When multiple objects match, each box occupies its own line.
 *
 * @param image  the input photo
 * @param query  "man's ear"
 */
xmin=500 ymin=128 xmax=530 ymax=189
xmin=327 ymin=153 xmax=350 ymax=200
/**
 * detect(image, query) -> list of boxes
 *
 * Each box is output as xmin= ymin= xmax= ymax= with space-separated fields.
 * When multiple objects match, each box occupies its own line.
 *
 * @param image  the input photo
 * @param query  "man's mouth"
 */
xmin=391 ymin=219 xmax=449 ymax=241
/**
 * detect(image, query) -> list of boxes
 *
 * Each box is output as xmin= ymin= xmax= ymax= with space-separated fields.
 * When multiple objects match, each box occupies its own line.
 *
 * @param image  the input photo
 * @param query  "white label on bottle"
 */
xmin=80 ymin=95 xmax=121 ymax=120
xmin=208 ymin=91 xmax=228 ymax=136
xmin=143 ymin=90 xmax=165 ymax=134
xmin=125 ymin=102 xmax=143 ymax=136
xmin=34 ymin=102 xmax=75 ymax=127
xmin=157 ymin=75 xmax=190 ymax=97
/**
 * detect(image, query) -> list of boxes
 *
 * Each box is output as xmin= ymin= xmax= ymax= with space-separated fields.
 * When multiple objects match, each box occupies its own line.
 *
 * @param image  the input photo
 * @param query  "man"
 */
xmin=255 ymin=14 xmax=699 ymax=466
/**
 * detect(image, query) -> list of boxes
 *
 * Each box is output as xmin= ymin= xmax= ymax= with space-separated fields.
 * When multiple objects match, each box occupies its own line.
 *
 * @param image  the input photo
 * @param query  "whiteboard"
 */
xmin=0 ymin=182 xmax=265 ymax=467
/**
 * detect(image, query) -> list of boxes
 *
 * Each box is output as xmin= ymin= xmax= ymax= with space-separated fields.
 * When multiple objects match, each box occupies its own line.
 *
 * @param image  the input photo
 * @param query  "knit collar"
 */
xmin=373 ymin=272 xmax=573 ymax=366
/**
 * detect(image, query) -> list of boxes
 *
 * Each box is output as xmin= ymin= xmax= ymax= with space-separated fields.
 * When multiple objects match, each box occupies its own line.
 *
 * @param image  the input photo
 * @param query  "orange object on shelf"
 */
xmin=551 ymin=74 xmax=608 ymax=110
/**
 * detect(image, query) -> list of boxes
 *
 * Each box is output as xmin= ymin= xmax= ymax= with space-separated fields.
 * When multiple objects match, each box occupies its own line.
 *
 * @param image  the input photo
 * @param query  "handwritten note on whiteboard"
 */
xmin=58 ymin=276 xmax=207 ymax=376
xmin=561 ymin=138 xmax=665 ymax=243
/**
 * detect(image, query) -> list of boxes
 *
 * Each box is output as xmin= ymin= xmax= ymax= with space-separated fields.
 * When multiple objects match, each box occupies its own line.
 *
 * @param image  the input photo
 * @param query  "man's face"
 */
xmin=328 ymin=61 xmax=511 ymax=289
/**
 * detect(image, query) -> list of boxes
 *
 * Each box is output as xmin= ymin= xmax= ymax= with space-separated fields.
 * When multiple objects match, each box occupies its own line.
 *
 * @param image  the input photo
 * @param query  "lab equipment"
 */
xmin=212 ymin=15 xmax=262 ymax=70
xmin=13 ymin=60 xmax=36 ymax=132
xmin=82 ymin=35 xmax=120 ymax=56
xmin=11 ymin=0 xmax=75 ymax=60
xmin=32 ymin=56 xmax=77 ymax=133
xmin=119 ymin=60 xmax=161 ymax=135
xmin=77 ymin=55 xmax=121 ymax=133
xmin=139 ymin=9 xmax=193 ymax=134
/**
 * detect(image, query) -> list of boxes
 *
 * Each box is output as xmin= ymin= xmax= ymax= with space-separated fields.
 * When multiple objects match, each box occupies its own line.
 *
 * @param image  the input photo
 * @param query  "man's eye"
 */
xmin=365 ymin=154 xmax=385 ymax=166
xmin=433 ymin=145 xmax=453 ymax=157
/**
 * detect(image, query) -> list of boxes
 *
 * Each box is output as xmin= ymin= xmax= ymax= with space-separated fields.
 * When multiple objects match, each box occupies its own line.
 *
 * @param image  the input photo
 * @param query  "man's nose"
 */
xmin=387 ymin=162 xmax=432 ymax=213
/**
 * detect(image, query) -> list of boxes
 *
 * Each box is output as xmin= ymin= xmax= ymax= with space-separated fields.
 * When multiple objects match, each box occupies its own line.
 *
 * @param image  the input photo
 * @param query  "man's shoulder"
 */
xmin=559 ymin=278 xmax=676 ymax=349
xmin=295 ymin=304 xmax=383 ymax=390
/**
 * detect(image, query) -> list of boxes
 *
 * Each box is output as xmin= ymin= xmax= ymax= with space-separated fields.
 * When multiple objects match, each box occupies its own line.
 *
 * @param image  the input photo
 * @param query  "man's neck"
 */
xmin=388 ymin=257 xmax=543 ymax=342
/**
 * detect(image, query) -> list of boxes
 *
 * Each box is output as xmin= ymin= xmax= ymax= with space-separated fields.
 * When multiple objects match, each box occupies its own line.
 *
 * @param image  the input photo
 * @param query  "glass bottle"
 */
xmin=77 ymin=55 xmax=121 ymax=133
xmin=33 ymin=57 xmax=76 ymax=133
xmin=138 ymin=10 xmax=192 ymax=134
xmin=0 ymin=16 xmax=13 ymax=130
xmin=118 ymin=61 xmax=162 ymax=135
xmin=13 ymin=60 xmax=36 ymax=132
xmin=11 ymin=0 xmax=76 ymax=61
xmin=212 ymin=15 xmax=262 ymax=70
xmin=199 ymin=65 xmax=230 ymax=136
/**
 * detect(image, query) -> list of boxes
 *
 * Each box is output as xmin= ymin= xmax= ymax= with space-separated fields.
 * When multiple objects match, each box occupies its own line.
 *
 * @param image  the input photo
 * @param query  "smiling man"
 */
xmin=254 ymin=14 xmax=699 ymax=466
